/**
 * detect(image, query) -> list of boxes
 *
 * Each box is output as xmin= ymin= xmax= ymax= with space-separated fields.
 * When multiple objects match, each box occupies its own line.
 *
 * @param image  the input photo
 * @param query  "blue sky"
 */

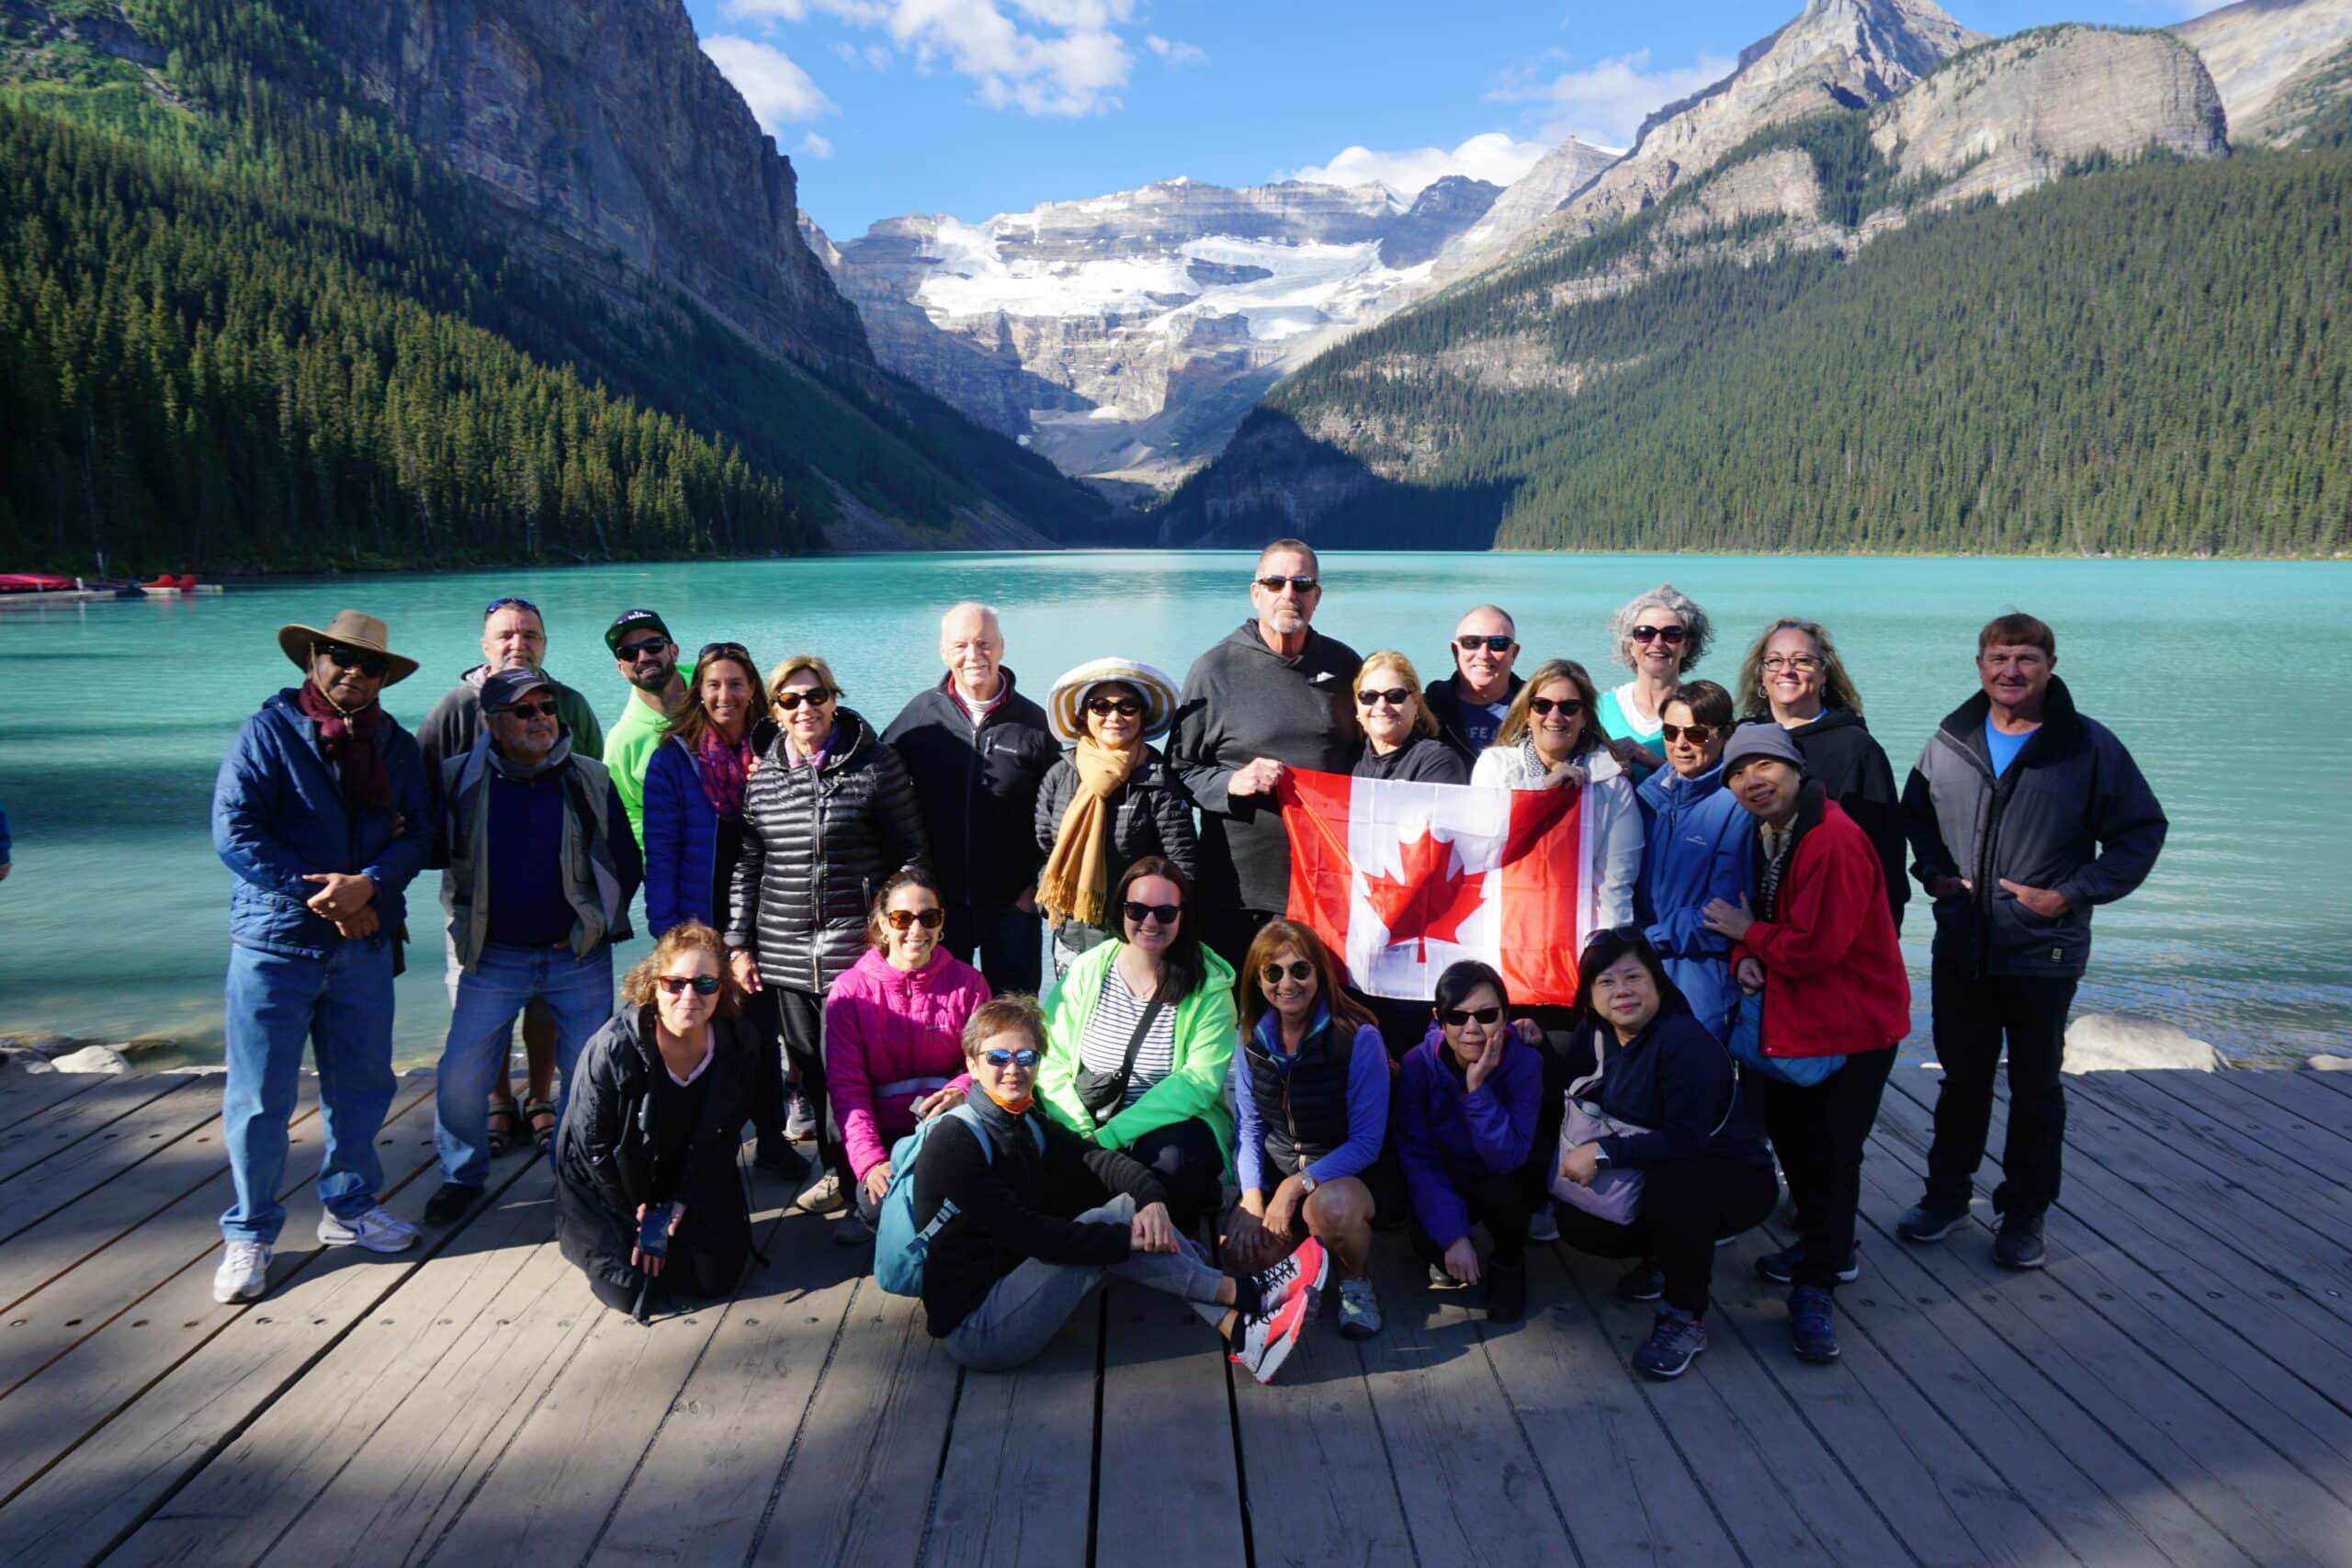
xmin=684 ymin=0 xmax=2232 ymax=238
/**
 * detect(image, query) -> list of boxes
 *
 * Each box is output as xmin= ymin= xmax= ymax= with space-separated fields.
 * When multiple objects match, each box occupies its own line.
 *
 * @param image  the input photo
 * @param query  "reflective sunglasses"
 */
xmin=1356 ymin=687 xmax=1411 ymax=707
xmin=314 ymin=641 xmax=390 ymax=679
xmin=1761 ymin=654 xmax=1822 ymax=672
xmin=1659 ymin=722 xmax=1716 ymax=745
xmin=884 ymin=907 xmax=946 ymax=931
xmin=499 ymin=699 xmax=561 ymax=720
xmin=1455 ymin=635 xmax=1514 ymax=653
xmin=657 ymin=975 xmax=722 ymax=997
xmin=1631 ymin=624 xmax=1689 ymax=644
xmin=774 ymin=686 xmax=836 ymax=711
xmin=1261 ymin=960 xmax=1316 ymax=984
xmin=484 ymin=595 xmax=541 ymax=619
xmin=1087 ymin=696 xmax=1145 ymax=717
xmin=1255 ymin=575 xmax=1319 ymax=594
xmin=1441 ymin=1005 xmax=1504 ymax=1027
xmin=1527 ymin=696 xmax=1584 ymax=717
xmin=982 ymin=1047 xmax=1041 ymax=1067
xmin=617 ymin=637 xmax=670 ymax=662
xmin=1124 ymin=900 xmax=1182 ymax=927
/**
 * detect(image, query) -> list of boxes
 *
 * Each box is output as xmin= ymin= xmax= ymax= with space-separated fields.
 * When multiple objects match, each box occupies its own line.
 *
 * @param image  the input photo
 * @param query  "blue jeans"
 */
xmin=435 ymin=942 xmax=614 ymax=1188
xmin=220 ymin=938 xmax=398 ymax=1245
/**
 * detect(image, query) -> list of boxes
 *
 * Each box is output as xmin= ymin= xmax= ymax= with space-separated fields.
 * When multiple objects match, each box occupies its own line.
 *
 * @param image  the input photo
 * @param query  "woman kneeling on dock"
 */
xmin=915 ymin=997 xmax=1326 ymax=1382
xmin=555 ymin=924 xmax=758 ymax=1318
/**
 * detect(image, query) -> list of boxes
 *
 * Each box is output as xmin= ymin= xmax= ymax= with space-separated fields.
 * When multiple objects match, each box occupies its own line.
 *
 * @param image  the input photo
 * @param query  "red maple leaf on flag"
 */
xmin=1363 ymin=828 xmax=1486 ymax=962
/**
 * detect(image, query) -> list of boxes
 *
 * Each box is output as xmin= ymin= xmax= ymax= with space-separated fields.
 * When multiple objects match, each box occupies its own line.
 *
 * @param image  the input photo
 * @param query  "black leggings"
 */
xmin=752 ymin=984 xmax=848 ymax=1185
xmin=1408 ymin=1157 xmax=1544 ymax=1270
xmin=1745 ymin=1046 xmax=1895 ymax=1291
xmin=1549 ymin=1156 xmax=1779 ymax=1316
xmin=1121 ymin=1116 xmax=1225 ymax=1237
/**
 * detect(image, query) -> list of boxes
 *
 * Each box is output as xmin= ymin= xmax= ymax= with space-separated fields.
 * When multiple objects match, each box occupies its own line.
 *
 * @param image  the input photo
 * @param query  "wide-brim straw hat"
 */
xmin=1046 ymin=658 xmax=1179 ymax=744
xmin=276 ymin=609 xmax=420 ymax=686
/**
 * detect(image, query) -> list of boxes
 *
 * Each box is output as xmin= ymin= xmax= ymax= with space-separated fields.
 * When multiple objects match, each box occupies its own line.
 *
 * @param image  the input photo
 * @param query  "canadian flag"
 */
xmin=1281 ymin=769 xmax=1589 ymax=1006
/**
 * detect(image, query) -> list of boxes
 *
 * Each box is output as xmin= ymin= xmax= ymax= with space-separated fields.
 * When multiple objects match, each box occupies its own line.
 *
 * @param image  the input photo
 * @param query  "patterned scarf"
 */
xmin=694 ymin=728 xmax=754 ymax=821
xmin=297 ymin=680 xmax=390 ymax=813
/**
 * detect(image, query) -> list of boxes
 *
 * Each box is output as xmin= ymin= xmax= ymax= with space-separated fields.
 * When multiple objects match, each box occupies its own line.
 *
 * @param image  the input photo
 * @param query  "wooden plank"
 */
xmin=2211 ymin=1070 xmax=2352 ymax=1149
xmin=2124 ymin=1069 xmax=2352 ymax=1185
xmin=0 ymin=1078 xmax=233 ymax=1244
xmin=0 ymin=1074 xmax=189 ymax=1184
xmin=1090 ymin=1276 xmax=1249 ymax=1568
xmin=0 ymin=1066 xmax=110 ymax=1132
xmin=2068 ymin=1072 xmax=2352 ymax=1235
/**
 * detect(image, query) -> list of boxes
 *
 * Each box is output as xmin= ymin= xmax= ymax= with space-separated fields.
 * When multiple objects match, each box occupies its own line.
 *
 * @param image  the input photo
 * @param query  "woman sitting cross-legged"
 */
xmin=1225 ymin=919 xmax=1393 ymax=1341
xmin=1546 ymin=928 xmax=1778 ymax=1381
xmin=1396 ymin=960 xmax=1546 ymax=1325
xmin=914 ymin=997 xmax=1329 ymax=1382
xmin=554 ymin=923 xmax=760 ymax=1318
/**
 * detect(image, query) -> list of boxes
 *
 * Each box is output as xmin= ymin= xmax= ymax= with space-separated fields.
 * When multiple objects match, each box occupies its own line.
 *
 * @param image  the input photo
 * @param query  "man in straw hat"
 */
xmin=209 ymin=611 xmax=433 ymax=1303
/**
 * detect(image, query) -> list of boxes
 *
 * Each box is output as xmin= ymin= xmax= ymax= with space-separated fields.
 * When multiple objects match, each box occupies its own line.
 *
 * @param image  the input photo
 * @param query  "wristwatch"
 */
xmin=1298 ymin=1170 xmax=1319 ymax=1196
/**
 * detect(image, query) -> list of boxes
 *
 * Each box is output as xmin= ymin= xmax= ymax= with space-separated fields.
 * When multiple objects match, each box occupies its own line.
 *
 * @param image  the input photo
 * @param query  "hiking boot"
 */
xmin=321 ymin=1204 xmax=421 ymax=1251
xmin=1254 ymin=1237 xmax=1330 ymax=1320
xmin=755 ymin=1133 xmax=810 ymax=1183
xmin=1897 ymin=1198 xmax=1972 ymax=1243
xmin=1229 ymin=1287 xmax=1312 ymax=1384
xmin=1754 ymin=1240 xmax=1860 ymax=1286
xmin=796 ymin=1170 xmax=848 ymax=1214
xmin=422 ymin=1184 xmax=482 ymax=1228
xmin=1616 ymin=1260 xmax=1665 ymax=1303
xmin=1484 ymin=1262 xmax=1528 ymax=1325
xmin=212 ymin=1241 xmax=271 ymax=1303
xmin=1995 ymin=1212 xmax=2047 ymax=1269
xmin=1788 ymin=1285 xmax=1839 ymax=1363
xmin=1527 ymin=1201 xmax=1559 ymax=1243
xmin=1336 ymin=1277 xmax=1383 ymax=1340
xmin=1633 ymin=1307 xmax=1707 ymax=1380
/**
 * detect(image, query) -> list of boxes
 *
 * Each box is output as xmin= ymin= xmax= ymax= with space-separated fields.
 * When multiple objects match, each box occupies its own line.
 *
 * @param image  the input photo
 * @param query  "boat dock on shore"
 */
xmin=2 ymin=1057 xmax=2349 ymax=1566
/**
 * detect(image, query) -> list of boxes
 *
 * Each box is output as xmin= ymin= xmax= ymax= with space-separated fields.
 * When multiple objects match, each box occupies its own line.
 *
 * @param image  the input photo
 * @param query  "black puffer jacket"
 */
xmin=1031 ymin=745 xmax=1200 ymax=954
xmin=723 ymin=706 xmax=927 ymax=994
xmin=554 ymin=1005 xmax=759 ymax=1299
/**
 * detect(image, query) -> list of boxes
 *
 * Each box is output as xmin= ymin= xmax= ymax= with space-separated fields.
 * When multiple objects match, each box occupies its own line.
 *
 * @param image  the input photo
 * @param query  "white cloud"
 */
xmin=1283 ymin=132 xmax=1554 ymax=201
xmin=1490 ymin=48 xmax=1736 ymax=151
xmin=797 ymin=131 xmax=836 ymax=159
xmin=702 ymin=36 xmax=837 ymax=134
xmin=1145 ymin=34 xmax=1207 ymax=66
xmin=723 ymin=0 xmax=1137 ymax=116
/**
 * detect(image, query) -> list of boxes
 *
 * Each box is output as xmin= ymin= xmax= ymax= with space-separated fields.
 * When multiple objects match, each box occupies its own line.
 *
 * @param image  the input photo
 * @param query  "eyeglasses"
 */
xmin=1631 ymin=624 xmax=1689 ymax=644
xmin=1455 ymin=635 xmax=1514 ymax=653
xmin=1760 ymin=654 xmax=1822 ymax=672
xmin=1087 ymin=696 xmax=1144 ymax=717
xmin=499 ymin=699 xmax=560 ymax=720
xmin=1527 ymin=697 xmax=1584 ymax=717
xmin=1356 ymin=687 xmax=1411 ymax=707
xmin=981 ymin=1048 xmax=1041 ymax=1067
xmin=1659 ymin=722 xmax=1716 ymax=744
xmin=1124 ymin=900 xmax=1182 ymax=927
xmin=1255 ymin=575 xmax=1319 ymax=594
xmin=617 ymin=637 xmax=670 ymax=662
xmin=775 ymin=687 xmax=836 ymax=711
xmin=1261 ymin=960 xmax=1315 ymax=985
xmin=484 ymin=596 xmax=541 ymax=619
xmin=883 ymin=908 xmax=945 ymax=931
xmin=657 ymin=975 xmax=722 ymax=997
xmin=1441 ymin=1005 xmax=1503 ymax=1027
xmin=314 ymin=641 xmax=390 ymax=679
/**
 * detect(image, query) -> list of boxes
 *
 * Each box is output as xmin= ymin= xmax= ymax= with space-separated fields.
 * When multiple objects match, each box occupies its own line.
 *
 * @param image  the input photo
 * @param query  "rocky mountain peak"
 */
xmin=1381 ymin=176 xmax=1503 ymax=268
xmin=2174 ymin=0 xmax=2352 ymax=144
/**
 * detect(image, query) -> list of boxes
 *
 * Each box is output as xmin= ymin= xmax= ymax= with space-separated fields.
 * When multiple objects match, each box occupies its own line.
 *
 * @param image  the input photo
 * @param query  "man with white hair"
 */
xmin=884 ymin=602 xmax=1061 ymax=994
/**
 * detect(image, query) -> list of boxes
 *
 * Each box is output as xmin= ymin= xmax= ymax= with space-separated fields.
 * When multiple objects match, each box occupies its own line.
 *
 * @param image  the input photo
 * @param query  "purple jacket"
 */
xmin=824 ymin=945 xmax=992 ymax=1179
xmin=1395 ymin=1022 xmax=1544 ymax=1248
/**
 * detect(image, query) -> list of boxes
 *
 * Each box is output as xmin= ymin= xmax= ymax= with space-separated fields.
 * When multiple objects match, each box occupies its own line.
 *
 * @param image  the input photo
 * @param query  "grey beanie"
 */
xmin=1721 ymin=724 xmax=1805 ymax=780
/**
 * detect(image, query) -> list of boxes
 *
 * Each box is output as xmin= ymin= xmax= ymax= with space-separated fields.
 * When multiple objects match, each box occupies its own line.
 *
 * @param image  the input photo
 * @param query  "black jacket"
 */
xmin=1031 ymin=745 xmax=1201 ymax=953
xmin=1551 ymin=1010 xmax=1771 ymax=1169
xmin=1742 ymin=707 xmax=1907 ymax=930
xmin=913 ymin=1087 xmax=1167 ymax=1337
xmin=1424 ymin=671 xmax=1522 ymax=763
xmin=723 ymin=706 xmax=928 ymax=994
xmin=1904 ymin=675 xmax=2167 ymax=979
xmin=883 ymin=672 xmax=1061 ymax=908
xmin=553 ymin=1005 xmax=758 ymax=1299
xmin=1352 ymin=734 xmax=1469 ymax=784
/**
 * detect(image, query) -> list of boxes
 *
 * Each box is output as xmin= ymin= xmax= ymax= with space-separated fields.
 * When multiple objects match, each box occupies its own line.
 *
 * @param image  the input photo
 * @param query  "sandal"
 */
xmin=523 ymin=1098 xmax=558 ymax=1156
xmin=485 ymin=1099 xmax=522 ymax=1158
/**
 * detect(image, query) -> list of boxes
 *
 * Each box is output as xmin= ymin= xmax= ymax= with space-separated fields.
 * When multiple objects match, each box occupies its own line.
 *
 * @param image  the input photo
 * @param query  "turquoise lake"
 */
xmin=0 ymin=551 xmax=2343 ymax=1066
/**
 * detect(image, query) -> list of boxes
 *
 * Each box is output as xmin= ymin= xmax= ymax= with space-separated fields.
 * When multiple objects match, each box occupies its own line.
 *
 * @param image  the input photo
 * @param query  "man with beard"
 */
xmin=601 ymin=608 xmax=687 ymax=850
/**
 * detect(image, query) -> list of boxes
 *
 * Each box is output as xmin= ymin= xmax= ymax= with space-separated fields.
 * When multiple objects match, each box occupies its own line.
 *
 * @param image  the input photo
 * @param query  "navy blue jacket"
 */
xmin=1555 ymin=1010 xmax=1770 ymax=1170
xmin=641 ymin=735 xmax=724 ymax=939
xmin=212 ymin=688 xmax=433 ymax=959
xmin=1634 ymin=761 xmax=1750 ymax=1042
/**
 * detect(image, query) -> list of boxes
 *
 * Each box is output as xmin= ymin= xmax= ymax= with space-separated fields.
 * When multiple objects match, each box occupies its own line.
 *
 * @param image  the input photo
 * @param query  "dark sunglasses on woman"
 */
xmin=884 ymin=907 xmax=945 ymax=931
xmin=1528 ymin=696 xmax=1583 ymax=716
xmin=1658 ymin=722 xmax=1715 ymax=744
xmin=1441 ymin=1005 xmax=1503 ymax=1027
xmin=699 ymin=640 xmax=753 ymax=663
xmin=1356 ymin=687 xmax=1410 ymax=707
xmin=315 ymin=641 xmax=390 ymax=679
xmin=657 ymin=975 xmax=722 ymax=996
xmin=1261 ymin=960 xmax=1315 ymax=984
xmin=774 ymin=686 xmax=835 ymax=711
xmin=1124 ymin=900 xmax=1181 ymax=927
xmin=1631 ymin=623 xmax=1689 ymax=644
xmin=1087 ymin=696 xmax=1144 ymax=717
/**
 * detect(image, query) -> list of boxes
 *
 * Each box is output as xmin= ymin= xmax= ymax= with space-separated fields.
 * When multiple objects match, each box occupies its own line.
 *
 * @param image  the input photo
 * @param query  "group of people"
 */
xmin=205 ymin=538 xmax=2167 ymax=1386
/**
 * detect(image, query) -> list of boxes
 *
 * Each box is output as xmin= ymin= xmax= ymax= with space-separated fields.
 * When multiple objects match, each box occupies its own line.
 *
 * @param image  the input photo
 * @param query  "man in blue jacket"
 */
xmin=1897 ymin=614 xmax=2167 ymax=1269
xmin=211 ymin=611 xmax=433 ymax=1304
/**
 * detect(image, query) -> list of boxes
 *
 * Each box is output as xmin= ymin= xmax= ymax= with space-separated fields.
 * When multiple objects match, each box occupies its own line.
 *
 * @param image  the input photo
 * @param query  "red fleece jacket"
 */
xmin=1733 ymin=797 xmax=1909 ymax=1058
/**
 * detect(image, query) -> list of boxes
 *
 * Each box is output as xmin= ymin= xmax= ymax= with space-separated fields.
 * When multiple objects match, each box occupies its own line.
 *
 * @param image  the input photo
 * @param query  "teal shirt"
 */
xmin=1597 ymin=684 xmax=1664 ymax=784
xmin=603 ymin=694 xmax=673 ymax=845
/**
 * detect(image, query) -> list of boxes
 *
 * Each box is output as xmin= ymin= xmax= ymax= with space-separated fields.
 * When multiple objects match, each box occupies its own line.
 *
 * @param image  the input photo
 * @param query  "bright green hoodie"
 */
xmin=1037 ymin=939 xmax=1238 ymax=1174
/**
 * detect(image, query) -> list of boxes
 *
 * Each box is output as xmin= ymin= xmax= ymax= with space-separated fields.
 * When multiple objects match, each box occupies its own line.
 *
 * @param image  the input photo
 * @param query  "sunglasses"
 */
xmin=1441 ymin=1005 xmax=1504 ymax=1027
xmin=775 ymin=687 xmax=836 ymax=711
xmin=699 ymin=640 xmax=752 ymax=663
xmin=1255 ymin=575 xmax=1319 ymax=594
xmin=1356 ymin=687 xmax=1411 ymax=707
xmin=1455 ymin=635 xmax=1514 ymax=653
xmin=981 ymin=1048 xmax=1041 ymax=1068
xmin=884 ymin=907 xmax=945 ymax=931
xmin=617 ymin=637 xmax=670 ymax=662
xmin=484 ymin=595 xmax=541 ymax=618
xmin=1659 ymin=722 xmax=1716 ymax=744
xmin=1124 ymin=900 xmax=1182 ymax=927
xmin=1631 ymin=624 xmax=1689 ymax=644
xmin=1087 ymin=696 xmax=1144 ymax=717
xmin=315 ymin=641 xmax=390 ymax=679
xmin=1261 ymin=960 xmax=1315 ymax=985
xmin=657 ymin=975 xmax=722 ymax=997
xmin=1527 ymin=696 xmax=1584 ymax=717
xmin=499 ymin=699 xmax=561 ymax=720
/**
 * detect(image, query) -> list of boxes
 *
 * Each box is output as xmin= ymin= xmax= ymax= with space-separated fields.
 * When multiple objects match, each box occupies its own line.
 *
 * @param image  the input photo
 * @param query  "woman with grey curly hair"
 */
xmin=1597 ymin=584 xmax=1713 ymax=777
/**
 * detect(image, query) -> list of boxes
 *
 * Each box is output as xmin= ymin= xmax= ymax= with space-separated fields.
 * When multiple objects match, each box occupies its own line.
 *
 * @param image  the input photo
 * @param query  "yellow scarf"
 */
xmin=1036 ymin=735 xmax=1146 ymax=928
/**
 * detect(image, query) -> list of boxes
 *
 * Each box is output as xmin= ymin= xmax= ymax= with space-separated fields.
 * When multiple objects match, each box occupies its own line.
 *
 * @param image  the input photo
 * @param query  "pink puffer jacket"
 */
xmin=823 ymin=945 xmax=992 ymax=1178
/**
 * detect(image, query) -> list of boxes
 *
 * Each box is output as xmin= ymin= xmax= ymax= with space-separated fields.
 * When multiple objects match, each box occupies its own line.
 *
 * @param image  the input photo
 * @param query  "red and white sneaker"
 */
xmin=1250 ymin=1236 xmax=1331 ymax=1322
xmin=1230 ymin=1288 xmax=1313 ymax=1384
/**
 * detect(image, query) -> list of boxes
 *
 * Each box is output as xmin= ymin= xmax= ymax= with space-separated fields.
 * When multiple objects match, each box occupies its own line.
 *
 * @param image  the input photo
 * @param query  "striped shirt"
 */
xmin=1078 ymin=961 xmax=1179 ymax=1108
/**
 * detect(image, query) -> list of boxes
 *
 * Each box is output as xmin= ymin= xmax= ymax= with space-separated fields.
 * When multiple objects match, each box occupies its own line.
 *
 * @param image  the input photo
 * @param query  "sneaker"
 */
xmin=1632 ymin=1307 xmax=1707 ymax=1380
xmin=755 ymin=1134 xmax=810 ymax=1183
xmin=423 ymin=1183 xmax=482 ymax=1227
xmin=784 ymin=1088 xmax=819 ymax=1142
xmin=1335 ymin=1276 xmax=1383 ymax=1340
xmin=319 ymin=1204 xmax=420 ymax=1252
xmin=1994 ymin=1212 xmax=2047 ymax=1269
xmin=212 ymin=1241 xmax=271 ymax=1303
xmin=1754 ymin=1241 xmax=1860 ymax=1286
xmin=1616 ymin=1260 xmax=1665 ymax=1303
xmin=1428 ymin=1263 xmax=1470 ymax=1291
xmin=1788 ymin=1284 xmax=1839 ymax=1362
xmin=1484 ymin=1262 xmax=1528 ymax=1325
xmin=796 ymin=1170 xmax=848 ymax=1214
xmin=1527 ymin=1202 xmax=1559 ymax=1244
xmin=1896 ymin=1198 xmax=1971 ymax=1244
xmin=1229 ymin=1288 xmax=1312 ymax=1384
xmin=831 ymin=1212 xmax=874 ymax=1247
xmin=1252 ymin=1237 xmax=1331 ymax=1320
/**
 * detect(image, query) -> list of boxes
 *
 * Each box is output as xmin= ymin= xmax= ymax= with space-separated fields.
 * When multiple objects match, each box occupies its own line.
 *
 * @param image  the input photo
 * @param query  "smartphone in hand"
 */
xmin=637 ymin=1203 xmax=672 ymax=1260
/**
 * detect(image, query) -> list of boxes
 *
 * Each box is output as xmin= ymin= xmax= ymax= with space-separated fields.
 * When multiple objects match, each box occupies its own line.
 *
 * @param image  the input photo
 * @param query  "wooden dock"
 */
xmin=3 ymin=1056 xmax=2351 ymax=1566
